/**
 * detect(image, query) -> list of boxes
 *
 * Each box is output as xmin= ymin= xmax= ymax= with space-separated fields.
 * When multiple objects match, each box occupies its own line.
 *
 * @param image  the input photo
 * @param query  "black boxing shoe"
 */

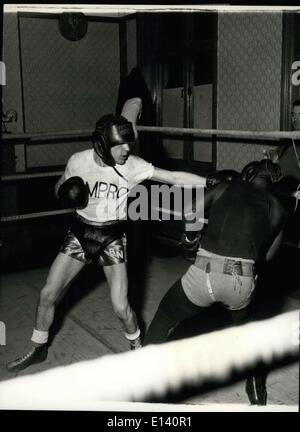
xmin=6 ymin=345 xmax=48 ymax=373
xmin=245 ymin=374 xmax=267 ymax=405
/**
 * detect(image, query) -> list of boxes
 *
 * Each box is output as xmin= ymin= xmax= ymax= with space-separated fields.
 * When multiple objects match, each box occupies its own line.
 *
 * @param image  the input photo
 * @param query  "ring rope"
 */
xmin=1 ymin=208 xmax=74 ymax=222
xmin=138 ymin=126 xmax=300 ymax=141
xmin=0 ymin=311 xmax=297 ymax=408
xmin=2 ymin=130 xmax=91 ymax=141
xmin=1 ymin=194 xmax=299 ymax=223
xmin=1 ymin=171 xmax=63 ymax=182
xmin=3 ymin=127 xmax=300 ymax=142
xmin=2 ymin=190 xmax=299 ymax=224
xmin=1 ymin=170 xmax=300 ymax=200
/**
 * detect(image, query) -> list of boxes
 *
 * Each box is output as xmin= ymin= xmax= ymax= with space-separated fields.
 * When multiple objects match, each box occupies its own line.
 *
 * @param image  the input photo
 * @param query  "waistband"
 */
xmin=194 ymin=255 xmax=255 ymax=277
xmin=75 ymin=214 xmax=124 ymax=227
xmin=197 ymin=248 xmax=255 ymax=263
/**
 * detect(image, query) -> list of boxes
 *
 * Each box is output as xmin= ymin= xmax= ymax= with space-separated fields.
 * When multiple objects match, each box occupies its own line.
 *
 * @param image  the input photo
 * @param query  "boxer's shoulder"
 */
xmin=126 ymin=154 xmax=151 ymax=169
xmin=68 ymin=149 xmax=94 ymax=167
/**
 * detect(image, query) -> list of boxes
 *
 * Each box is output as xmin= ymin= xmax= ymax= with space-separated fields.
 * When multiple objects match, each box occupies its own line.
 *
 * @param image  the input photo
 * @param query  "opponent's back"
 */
xmin=201 ymin=180 xmax=284 ymax=262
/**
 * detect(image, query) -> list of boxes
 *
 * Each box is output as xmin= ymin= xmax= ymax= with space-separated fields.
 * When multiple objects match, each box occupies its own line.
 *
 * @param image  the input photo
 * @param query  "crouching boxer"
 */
xmin=144 ymin=159 xmax=295 ymax=405
xmin=7 ymin=97 xmax=227 ymax=373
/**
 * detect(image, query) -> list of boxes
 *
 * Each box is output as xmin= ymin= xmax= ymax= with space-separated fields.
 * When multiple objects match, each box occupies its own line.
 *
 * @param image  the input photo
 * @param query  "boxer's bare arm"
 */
xmin=266 ymin=231 xmax=283 ymax=262
xmin=121 ymin=98 xmax=142 ymax=140
xmin=151 ymin=167 xmax=207 ymax=187
xmin=121 ymin=97 xmax=142 ymax=124
xmin=265 ymin=198 xmax=286 ymax=261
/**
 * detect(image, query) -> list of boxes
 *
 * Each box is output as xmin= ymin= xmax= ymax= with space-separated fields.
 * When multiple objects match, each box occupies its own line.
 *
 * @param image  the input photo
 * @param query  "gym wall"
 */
xmin=20 ymin=16 xmax=119 ymax=134
xmin=1 ymin=13 xmax=138 ymax=270
xmin=217 ymin=12 xmax=283 ymax=171
xmin=2 ymin=13 xmax=138 ymax=170
xmin=2 ymin=13 xmax=24 ymax=135
xmin=127 ymin=18 xmax=137 ymax=75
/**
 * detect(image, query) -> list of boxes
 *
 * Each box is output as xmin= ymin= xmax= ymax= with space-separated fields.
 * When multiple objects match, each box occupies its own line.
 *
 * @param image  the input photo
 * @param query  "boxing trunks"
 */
xmin=60 ymin=216 xmax=127 ymax=266
xmin=181 ymin=248 xmax=256 ymax=311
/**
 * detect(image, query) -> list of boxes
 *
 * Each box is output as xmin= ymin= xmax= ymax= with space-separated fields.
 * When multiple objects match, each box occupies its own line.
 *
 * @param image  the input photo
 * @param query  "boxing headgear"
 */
xmin=241 ymin=159 xmax=283 ymax=183
xmin=92 ymin=115 xmax=135 ymax=166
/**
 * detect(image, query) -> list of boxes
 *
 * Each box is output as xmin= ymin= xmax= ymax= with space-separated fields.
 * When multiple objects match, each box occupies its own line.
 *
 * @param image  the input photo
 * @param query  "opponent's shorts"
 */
xmin=60 ymin=218 xmax=127 ymax=267
xmin=181 ymin=248 xmax=256 ymax=311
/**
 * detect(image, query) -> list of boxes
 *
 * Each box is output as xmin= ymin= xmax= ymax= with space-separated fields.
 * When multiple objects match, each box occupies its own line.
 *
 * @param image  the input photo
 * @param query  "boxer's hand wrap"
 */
xmin=206 ymin=169 xmax=240 ymax=189
xmin=181 ymin=231 xmax=202 ymax=253
xmin=58 ymin=176 xmax=89 ymax=209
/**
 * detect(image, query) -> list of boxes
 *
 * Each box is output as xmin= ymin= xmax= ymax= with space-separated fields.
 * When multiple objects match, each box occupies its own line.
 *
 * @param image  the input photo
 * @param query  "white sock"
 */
xmin=31 ymin=329 xmax=48 ymax=345
xmin=124 ymin=328 xmax=141 ymax=341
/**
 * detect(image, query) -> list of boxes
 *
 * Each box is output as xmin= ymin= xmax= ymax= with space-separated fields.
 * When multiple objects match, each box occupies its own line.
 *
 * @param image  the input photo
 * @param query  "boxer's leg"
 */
xmin=103 ymin=262 xmax=141 ymax=349
xmin=230 ymin=306 xmax=267 ymax=405
xmin=104 ymin=262 xmax=136 ymax=330
xmin=7 ymin=252 xmax=85 ymax=372
xmin=244 ymin=371 xmax=268 ymax=405
xmin=144 ymin=279 xmax=203 ymax=346
xmin=35 ymin=252 xmax=85 ymax=333
xmin=100 ymin=234 xmax=141 ymax=350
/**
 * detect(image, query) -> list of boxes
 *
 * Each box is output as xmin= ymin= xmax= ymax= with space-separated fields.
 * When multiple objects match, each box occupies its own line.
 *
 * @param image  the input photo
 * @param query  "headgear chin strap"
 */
xmin=92 ymin=116 xmax=135 ymax=166
xmin=241 ymin=159 xmax=283 ymax=183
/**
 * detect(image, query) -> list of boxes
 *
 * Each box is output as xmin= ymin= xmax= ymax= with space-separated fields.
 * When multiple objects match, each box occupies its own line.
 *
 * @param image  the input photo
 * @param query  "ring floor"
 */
xmin=0 ymin=249 xmax=299 ymax=408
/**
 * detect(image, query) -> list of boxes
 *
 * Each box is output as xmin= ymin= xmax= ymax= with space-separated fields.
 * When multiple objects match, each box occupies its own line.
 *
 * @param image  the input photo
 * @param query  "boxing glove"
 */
xmin=206 ymin=169 xmax=240 ymax=189
xmin=58 ymin=176 xmax=89 ymax=209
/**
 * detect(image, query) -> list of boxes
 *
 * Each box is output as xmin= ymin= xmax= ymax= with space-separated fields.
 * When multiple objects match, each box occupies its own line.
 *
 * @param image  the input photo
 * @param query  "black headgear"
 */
xmin=241 ymin=159 xmax=283 ymax=183
xmin=92 ymin=115 xmax=135 ymax=166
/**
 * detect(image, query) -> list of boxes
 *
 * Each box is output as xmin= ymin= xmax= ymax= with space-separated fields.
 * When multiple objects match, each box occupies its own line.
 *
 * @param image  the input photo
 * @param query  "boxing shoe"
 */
xmin=130 ymin=336 xmax=143 ymax=351
xmin=6 ymin=345 xmax=48 ymax=373
xmin=245 ymin=374 xmax=267 ymax=405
